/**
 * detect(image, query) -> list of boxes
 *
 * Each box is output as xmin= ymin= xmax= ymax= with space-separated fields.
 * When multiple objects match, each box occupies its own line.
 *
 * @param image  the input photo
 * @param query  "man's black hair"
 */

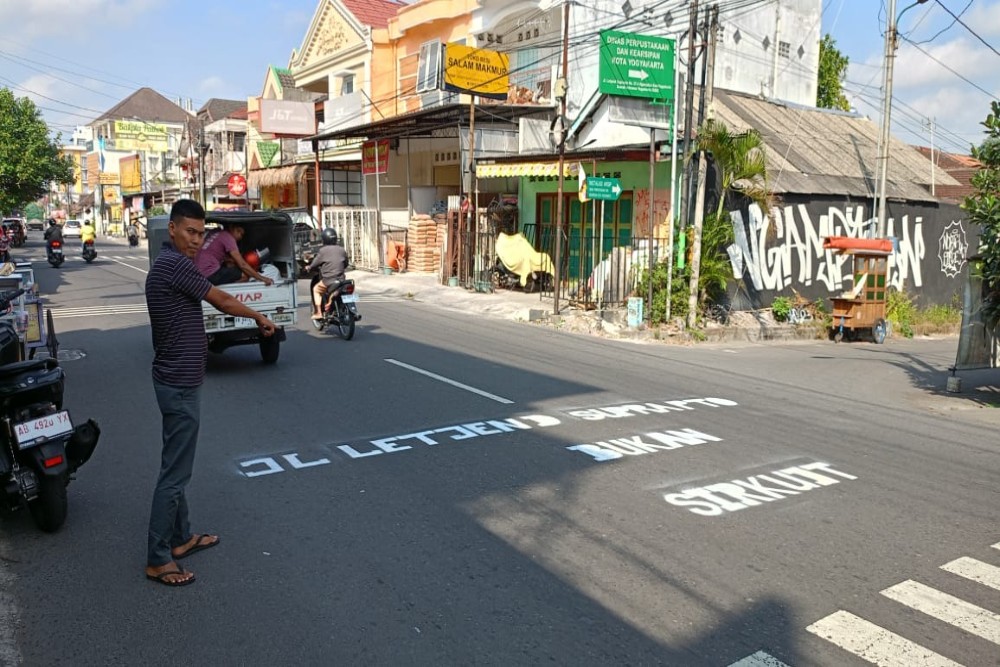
xmin=170 ymin=199 xmax=205 ymax=222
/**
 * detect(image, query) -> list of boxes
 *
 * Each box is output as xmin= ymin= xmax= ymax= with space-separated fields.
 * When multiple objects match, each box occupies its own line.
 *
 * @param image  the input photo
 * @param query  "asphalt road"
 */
xmin=2 ymin=234 xmax=999 ymax=666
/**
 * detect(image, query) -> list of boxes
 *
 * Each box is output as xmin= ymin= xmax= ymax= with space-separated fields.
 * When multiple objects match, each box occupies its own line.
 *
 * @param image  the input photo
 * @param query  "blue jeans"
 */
xmin=148 ymin=381 xmax=201 ymax=566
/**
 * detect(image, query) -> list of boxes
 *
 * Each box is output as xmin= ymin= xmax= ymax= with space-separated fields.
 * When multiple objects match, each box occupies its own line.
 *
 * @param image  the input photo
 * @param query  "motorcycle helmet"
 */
xmin=243 ymin=247 xmax=271 ymax=270
xmin=321 ymin=228 xmax=339 ymax=246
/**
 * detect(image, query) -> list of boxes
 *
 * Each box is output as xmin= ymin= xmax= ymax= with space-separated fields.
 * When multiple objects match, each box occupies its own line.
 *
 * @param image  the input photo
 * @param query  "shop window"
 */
xmin=320 ymin=168 xmax=362 ymax=207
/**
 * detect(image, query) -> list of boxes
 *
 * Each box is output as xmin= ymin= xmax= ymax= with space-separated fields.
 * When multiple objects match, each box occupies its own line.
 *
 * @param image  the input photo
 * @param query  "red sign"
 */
xmin=361 ymin=139 xmax=389 ymax=176
xmin=228 ymin=174 xmax=248 ymax=197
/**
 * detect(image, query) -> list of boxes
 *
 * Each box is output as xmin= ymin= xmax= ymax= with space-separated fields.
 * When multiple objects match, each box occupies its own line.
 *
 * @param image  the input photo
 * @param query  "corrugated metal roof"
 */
xmin=712 ymin=89 xmax=959 ymax=201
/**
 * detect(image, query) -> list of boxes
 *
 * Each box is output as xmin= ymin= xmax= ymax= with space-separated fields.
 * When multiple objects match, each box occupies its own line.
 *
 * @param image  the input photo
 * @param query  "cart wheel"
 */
xmin=872 ymin=318 xmax=887 ymax=344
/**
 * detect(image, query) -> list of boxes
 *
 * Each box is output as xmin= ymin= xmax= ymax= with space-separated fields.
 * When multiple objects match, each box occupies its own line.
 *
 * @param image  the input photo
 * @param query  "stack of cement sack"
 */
xmin=406 ymin=214 xmax=442 ymax=273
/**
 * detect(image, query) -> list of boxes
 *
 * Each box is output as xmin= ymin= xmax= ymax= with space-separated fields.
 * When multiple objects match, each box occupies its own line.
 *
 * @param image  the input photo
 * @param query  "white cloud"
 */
xmin=966 ymin=0 xmax=1000 ymax=38
xmin=0 ymin=0 xmax=163 ymax=40
xmin=893 ymin=37 xmax=999 ymax=90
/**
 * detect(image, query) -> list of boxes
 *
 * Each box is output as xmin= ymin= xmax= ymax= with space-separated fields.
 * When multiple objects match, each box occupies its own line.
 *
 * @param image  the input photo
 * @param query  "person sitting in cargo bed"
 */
xmin=194 ymin=223 xmax=272 ymax=286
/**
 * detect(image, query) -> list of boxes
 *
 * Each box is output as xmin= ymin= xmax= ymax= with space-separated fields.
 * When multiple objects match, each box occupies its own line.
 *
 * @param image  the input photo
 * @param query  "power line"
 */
xmin=900 ymin=35 xmax=1000 ymax=102
xmin=913 ymin=0 xmax=972 ymax=44
xmin=933 ymin=0 xmax=1000 ymax=57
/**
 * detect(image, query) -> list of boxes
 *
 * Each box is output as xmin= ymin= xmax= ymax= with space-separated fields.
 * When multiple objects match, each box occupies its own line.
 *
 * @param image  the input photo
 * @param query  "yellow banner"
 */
xmin=444 ymin=44 xmax=509 ymax=99
xmin=119 ymin=155 xmax=142 ymax=193
xmin=114 ymin=120 xmax=169 ymax=153
xmin=99 ymin=172 xmax=120 ymax=185
xmin=476 ymin=162 xmax=578 ymax=178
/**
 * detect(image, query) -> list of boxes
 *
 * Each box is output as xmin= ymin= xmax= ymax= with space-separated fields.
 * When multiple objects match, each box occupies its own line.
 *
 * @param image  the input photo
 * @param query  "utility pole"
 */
xmin=678 ymin=0 xmax=699 ymax=243
xmin=928 ymin=116 xmax=936 ymax=197
xmin=771 ymin=0 xmax=781 ymax=98
xmin=686 ymin=4 xmax=718 ymax=329
xmin=876 ymin=0 xmax=929 ymax=235
xmin=553 ymin=0 xmax=570 ymax=316
xmin=876 ymin=0 xmax=898 ymax=238
xmin=198 ymin=124 xmax=208 ymax=206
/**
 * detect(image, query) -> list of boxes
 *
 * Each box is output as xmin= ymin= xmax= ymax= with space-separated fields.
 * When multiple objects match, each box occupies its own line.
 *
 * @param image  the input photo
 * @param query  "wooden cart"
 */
xmin=824 ymin=236 xmax=892 ymax=344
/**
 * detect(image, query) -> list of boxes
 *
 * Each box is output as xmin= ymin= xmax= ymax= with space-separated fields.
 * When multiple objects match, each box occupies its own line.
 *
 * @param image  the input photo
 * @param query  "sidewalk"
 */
xmin=348 ymin=269 xmax=821 ymax=344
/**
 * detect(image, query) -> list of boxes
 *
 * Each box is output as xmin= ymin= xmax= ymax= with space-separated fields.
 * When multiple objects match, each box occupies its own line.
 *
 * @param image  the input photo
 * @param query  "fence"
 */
xmin=519 ymin=223 xmax=672 ymax=309
xmin=320 ymin=208 xmax=380 ymax=271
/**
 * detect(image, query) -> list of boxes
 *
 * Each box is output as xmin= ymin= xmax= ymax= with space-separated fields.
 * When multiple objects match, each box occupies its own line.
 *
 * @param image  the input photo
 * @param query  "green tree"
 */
xmin=688 ymin=119 xmax=772 ymax=313
xmin=817 ymin=34 xmax=851 ymax=112
xmin=963 ymin=100 xmax=1000 ymax=328
xmin=0 ymin=88 xmax=75 ymax=213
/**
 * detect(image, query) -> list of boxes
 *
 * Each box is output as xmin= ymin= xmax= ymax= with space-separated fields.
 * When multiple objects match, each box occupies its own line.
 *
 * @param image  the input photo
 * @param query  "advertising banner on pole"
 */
xmin=361 ymin=139 xmax=389 ymax=175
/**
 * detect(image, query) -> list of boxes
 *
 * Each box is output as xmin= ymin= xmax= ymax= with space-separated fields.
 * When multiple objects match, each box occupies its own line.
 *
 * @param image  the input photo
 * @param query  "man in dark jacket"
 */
xmin=307 ymin=227 xmax=349 ymax=319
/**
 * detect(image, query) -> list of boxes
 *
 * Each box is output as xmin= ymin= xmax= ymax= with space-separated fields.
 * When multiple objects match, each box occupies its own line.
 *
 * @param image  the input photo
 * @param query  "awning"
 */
xmin=248 ymin=164 xmax=309 ymax=188
xmin=476 ymin=162 xmax=579 ymax=178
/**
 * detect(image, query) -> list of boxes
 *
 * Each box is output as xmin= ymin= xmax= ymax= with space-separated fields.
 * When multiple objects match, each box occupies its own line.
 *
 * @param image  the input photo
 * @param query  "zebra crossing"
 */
xmin=731 ymin=542 xmax=1000 ymax=666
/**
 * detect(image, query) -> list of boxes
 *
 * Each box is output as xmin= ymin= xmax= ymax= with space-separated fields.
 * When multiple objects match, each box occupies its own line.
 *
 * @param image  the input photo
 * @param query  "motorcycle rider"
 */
xmin=44 ymin=219 xmax=64 ymax=260
xmin=127 ymin=221 xmax=140 ymax=247
xmin=307 ymin=228 xmax=349 ymax=320
xmin=81 ymin=220 xmax=96 ymax=251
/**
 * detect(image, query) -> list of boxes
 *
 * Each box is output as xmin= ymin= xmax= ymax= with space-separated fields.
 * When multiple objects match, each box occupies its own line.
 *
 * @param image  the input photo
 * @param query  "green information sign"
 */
xmin=599 ymin=30 xmax=676 ymax=100
xmin=586 ymin=177 xmax=622 ymax=201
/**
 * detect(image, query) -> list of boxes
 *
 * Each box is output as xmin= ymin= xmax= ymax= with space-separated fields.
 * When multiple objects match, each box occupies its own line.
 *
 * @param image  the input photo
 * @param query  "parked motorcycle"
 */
xmin=127 ymin=225 xmax=139 ymax=248
xmin=82 ymin=239 xmax=97 ymax=263
xmin=46 ymin=240 xmax=64 ymax=268
xmin=309 ymin=275 xmax=360 ymax=340
xmin=0 ymin=291 xmax=100 ymax=532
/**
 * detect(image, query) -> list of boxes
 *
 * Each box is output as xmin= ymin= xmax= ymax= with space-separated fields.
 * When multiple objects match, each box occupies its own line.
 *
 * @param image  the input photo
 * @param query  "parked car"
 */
xmin=63 ymin=219 xmax=82 ymax=238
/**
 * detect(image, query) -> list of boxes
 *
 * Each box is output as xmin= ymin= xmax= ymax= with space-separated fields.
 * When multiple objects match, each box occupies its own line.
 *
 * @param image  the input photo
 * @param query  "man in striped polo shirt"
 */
xmin=144 ymin=199 xmax=276 ymax=587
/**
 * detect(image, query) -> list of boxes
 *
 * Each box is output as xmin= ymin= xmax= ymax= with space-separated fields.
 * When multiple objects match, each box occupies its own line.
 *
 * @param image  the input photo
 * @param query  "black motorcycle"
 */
xmin=309 ymin=275 xmax=360 ymax=340
xmin=127 ymin=226 xmax=139 ymax=248
xmin=46 ymin=240 xmax=64 ymax=268
xmin=0 ymin=292 xmax=100 ymax=531
xmin=82 ymin=239 xmax=97 ymax=263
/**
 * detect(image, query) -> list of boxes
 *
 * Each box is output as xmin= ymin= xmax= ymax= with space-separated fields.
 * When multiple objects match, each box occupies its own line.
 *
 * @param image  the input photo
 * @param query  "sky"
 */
xmin=0 ymin=0 xmax=997 ymax=157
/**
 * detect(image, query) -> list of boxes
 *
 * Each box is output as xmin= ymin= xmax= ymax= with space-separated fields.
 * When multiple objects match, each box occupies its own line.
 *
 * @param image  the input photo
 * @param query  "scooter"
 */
xmin=82 ymin=239 xmax=97 ymax=263
xmin=46 ymin=240 xmax=64 ymax=268
xmin=309 ymin=274 xmax=361 ymax=340
xmin=0 ymin=291 xmax=101 ymax=532
xmin=127 ymin=227 xmax=139 ymax=248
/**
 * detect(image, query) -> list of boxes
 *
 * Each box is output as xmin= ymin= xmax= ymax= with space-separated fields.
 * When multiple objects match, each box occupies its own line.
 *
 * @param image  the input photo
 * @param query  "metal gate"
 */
xmin=321 ymin=208 xmax=380 ymax=271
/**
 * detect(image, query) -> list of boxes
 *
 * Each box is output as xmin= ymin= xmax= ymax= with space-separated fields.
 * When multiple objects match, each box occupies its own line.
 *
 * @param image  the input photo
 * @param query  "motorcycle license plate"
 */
xmin=15 ymin=411 xmax=73 ymax=450
xmin=341 ymin=293 xmax=358 ymax=303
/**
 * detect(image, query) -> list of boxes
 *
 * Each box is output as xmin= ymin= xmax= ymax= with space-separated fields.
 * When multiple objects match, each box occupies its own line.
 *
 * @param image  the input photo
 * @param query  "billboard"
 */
xmin=113 ymin=121 xmax=169 ymax=153
xmin=444 ymin=44 xmax=510 ymax=99
xmin=259 ymin=99 xmax=316 ymax=136
xmin=120 ymin=155 xmax=142 ymax=194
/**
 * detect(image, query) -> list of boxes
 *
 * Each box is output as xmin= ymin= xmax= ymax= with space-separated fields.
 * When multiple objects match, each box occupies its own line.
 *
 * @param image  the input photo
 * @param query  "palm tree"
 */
xmin=697 ymin=118 xmax=771 ymax=220
xmin=686 ymin=119 xmax=773 ymax=320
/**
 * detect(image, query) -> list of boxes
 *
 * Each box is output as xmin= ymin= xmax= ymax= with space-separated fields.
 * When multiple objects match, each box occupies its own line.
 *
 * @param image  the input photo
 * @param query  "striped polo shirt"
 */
xmin=145 ymin=242 xmax=213 ymax=387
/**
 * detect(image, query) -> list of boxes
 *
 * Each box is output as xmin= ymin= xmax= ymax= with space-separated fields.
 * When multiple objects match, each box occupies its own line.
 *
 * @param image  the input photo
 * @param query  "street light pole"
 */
xmin=876 ymin=0 xmax=928 ymax=238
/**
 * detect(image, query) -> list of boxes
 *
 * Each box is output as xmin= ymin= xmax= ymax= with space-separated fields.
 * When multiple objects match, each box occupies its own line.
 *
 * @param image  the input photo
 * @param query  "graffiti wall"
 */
xmin=726 ymin=196 xmax=975 ymax=307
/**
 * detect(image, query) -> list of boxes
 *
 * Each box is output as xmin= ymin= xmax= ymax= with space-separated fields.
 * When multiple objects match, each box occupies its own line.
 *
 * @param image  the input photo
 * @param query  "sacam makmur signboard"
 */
xmin=444 ymin=44 xmax=510 ymax=100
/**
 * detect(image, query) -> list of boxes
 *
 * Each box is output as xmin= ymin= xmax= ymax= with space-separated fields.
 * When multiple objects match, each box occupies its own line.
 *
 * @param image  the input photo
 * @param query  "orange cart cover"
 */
xmin=823 ymin=236 xmax=893 ymax=253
